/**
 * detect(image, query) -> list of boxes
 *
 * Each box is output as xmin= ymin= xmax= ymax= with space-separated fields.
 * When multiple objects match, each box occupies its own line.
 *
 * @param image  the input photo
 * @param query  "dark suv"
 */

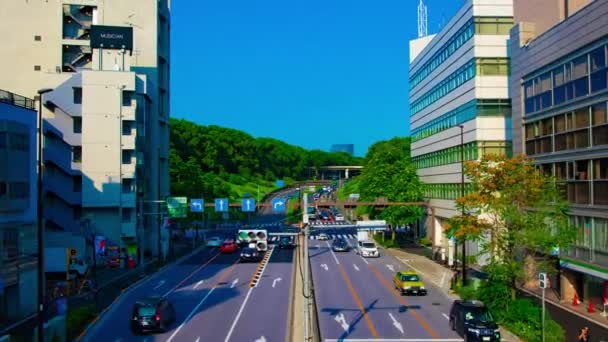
xmin=279 ymin=236 xmax=295 ymax=249
xmin=130 ymin=296 xmax=176 ymax=334
xmin=449 ymin=300 xmax=500 ymax=342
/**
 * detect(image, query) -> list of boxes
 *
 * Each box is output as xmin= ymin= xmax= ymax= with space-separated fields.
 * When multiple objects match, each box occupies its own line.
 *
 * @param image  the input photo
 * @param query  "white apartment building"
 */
xmin=0 ymin=1 xmax=170 ymax=260
xmin=409 ymin=0 xmax=513 ymax=263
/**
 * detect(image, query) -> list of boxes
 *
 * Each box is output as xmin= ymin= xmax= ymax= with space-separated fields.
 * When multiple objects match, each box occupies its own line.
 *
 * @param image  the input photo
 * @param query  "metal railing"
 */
xmin=0 ymin=89 xmax=35 ymax=110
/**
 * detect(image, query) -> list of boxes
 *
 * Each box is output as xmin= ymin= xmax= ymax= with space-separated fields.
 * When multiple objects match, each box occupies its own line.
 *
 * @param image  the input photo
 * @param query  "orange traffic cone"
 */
xmin=573 ymin=294 xmax=580 ymax=306
xmin=589 ymin=301 xmax=595 ymax=313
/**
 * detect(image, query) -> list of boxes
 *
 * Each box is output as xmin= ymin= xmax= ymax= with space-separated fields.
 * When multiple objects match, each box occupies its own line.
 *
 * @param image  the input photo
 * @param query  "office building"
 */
xmin=0 ymin=90 xmax=38 ymax=330
xmin=0 ymin=1 xmax=171 ymax=260
xmin=510 ymin=0 xmax=607 ymax=302
xmin=330 ymin=144 xmax=355 ymax=155
xmin=409 ymin=0 xmax=513 ymax=263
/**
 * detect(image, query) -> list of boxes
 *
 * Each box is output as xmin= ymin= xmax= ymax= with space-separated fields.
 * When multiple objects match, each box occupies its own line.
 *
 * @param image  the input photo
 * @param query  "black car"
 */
xmin=240 ymin=247 xmax=262 ymax=262
xmin=331 ymin=238 xmax=349 ymax=252
xmin=279 ymin=236 xmax=295 ymax=249
xmin=449 ymin=300 xmax=500 ymax=342
xmin=130 ymin=296 xmax=176 ymax=334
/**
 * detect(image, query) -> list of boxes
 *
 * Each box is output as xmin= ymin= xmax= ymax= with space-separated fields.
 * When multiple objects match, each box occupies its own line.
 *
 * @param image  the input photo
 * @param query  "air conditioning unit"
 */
xmin=237 ymin=229 xmax=268 ymax=251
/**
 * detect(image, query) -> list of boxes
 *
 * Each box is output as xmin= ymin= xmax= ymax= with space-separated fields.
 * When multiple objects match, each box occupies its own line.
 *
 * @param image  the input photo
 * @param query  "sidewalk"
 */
xmin=386 ymin=247 xmax=521 ymax=342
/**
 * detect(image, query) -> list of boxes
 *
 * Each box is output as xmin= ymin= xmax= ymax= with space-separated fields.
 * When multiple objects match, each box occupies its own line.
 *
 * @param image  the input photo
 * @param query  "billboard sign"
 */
xmin=90 ymin=25 xmax=133 ymax=50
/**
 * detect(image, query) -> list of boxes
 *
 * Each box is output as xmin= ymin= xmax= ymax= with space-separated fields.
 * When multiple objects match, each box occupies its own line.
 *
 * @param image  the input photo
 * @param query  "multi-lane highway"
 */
xmin=83 ymin=233 xmax=294 ymax=342
xmin=308 ymin=227 xmax=462 ymax=342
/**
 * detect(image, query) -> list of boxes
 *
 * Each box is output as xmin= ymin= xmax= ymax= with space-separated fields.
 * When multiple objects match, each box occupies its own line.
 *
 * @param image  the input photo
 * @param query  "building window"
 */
xmin=122 ymin=208 xmax=133 ymax=223
xmin=3 ymin=229 xmax=19 ymax=260
xmin=34 ymin=65 xmax=41 ymax=71
xmin=122 ymin=178 xmax=135 ymax=193
xmin=122 ymin=149 xmax=134 ymax=164
xmin=0 ymin=132 xmax=7 ymax=149
xmin=0 ymin=182 xmax=7 ymax=199
xmin=122 ymin=120 xmax=135 ymax=136
xmin=34 ymin=35 xmax=42 ymax=41
xmin=73 ymin=117 xmax=82 ymax=134
xmin=9 ymin=182 xmax=28 ymax=199
xmin=73 ymin=207 xmax=82 ymax=220
xmin=122 ymin=91 xmax=133 ymax=107
xmin=477 ymin=58 xmax=510 ymax=76
xmin=72 ymin=146 xmax=82 ymax=163
xmin=474 ymin=17 xmax=514 ymax=35
xmin=73 ymin=87 xmax=82 ymax=104
xmin=8 ymin=133 xmax=28 ymax=151
xmin=72 ymin=176 xmax=82 ymax=192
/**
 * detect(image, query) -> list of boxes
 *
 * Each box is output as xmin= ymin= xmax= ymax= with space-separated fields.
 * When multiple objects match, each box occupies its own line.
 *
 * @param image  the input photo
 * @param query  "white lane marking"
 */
xmin=153 ymin=280 xmax=166 ymax=290
xmin=353 ymin=264 xmax=360 ymax=271
xmin=334 ymin=313 xmax=350 ymax=332
xmin=442 ymin=313 xmax=450 ymax=320
xmin=359 ymin=255 xmax=369 ymax=264
xmin=195 ymin=338 xmax=200 ymax=342
xmin=230 ymin=279 xmax=238 ymax=288
xmin=254 ymin=336 xmax=267 ymax=342
xmin=193 ymin=280 xmax=204 ymax=289
xmin=326 ymin=241 xmax=340 ymax=265
xmin=223 ymin=288 xmax=254 ymax=342
xmin=388 ymin=313 xmax=404 ymax=335
xmin=386 ymin=264 xmax=395 ymax=272
xmin=272 ymin=277 xmax=282 ymax=288
xmin=321 ymin=264 xmax=329 ymax=271
xmin=114 ymin=339 xmax=122 ymax=342
xmin=166 ymin=287 xmax=218 ymax=342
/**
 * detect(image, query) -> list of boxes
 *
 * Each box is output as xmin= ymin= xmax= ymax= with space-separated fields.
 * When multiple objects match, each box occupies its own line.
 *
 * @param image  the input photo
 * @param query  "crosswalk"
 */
xmin=308 ymin=234 xmax=356 ymax=240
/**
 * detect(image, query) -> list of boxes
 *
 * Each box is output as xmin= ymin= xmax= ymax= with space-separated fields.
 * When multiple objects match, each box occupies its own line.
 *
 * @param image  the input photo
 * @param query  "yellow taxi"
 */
xmin=393 ymin=270 xmax=427 ymax=295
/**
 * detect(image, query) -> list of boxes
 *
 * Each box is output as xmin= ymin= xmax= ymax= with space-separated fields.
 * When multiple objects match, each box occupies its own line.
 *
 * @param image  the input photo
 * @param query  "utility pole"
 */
xmin=459 ymin=124 xmax=466 ymax=286
xmin=302 ymin=194 xmax=311 ymax=341
xmin=539 ymin=273 xmax=547 ymax=342
xmin=138 ymin=199 xmax=144 ymax=273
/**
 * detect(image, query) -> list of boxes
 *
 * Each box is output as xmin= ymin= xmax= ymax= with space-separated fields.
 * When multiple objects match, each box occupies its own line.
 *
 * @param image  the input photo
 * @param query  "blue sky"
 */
xmin=170 ymin=0 xmax=463 ymax=156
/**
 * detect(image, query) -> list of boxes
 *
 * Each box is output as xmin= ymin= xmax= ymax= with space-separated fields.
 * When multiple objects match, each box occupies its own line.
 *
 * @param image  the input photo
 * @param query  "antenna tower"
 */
xmin=418 ymin=0 xmax=428 ymax=38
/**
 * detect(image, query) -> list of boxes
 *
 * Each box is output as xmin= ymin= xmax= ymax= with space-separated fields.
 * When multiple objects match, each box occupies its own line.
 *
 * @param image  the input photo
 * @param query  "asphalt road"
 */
xmin=84 ymin=241 xmax=294 ymax=342
xmin=309 ymin=228 xmax=463 ymax=342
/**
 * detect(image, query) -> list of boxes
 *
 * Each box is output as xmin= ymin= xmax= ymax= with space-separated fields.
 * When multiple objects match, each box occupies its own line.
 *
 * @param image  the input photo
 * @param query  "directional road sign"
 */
xmin=242 ymin=198 xmax=256 ymax=212
xmin=215 ymin=198 xmax=229 ymax=212
xmin=167 ymin=197 xmax=188 ymax=218
xmin=190 ymin=198 xmax=204 ymax=212
xmin=272 ymin=197 xmax=287 ymax=213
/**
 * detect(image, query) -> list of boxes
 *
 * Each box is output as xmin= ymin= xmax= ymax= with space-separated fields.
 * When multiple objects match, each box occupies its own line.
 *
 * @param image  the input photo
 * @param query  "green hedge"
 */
xmin=457 ymin=276 xmax=565 ymax=342
xmin=67 ymin=304 xmax=99 ymax=340
xmin=372 ymin=233 xmax=400 ymax=248
xmin=419 ymin=237 xmax=432 ymax=247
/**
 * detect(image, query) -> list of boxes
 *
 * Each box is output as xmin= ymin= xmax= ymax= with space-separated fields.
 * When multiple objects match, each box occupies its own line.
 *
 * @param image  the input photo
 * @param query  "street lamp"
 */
xmin=36 ymin=87 xmax=52 ymax=342
xmin=459 ymin=124 xmax=467 ymax=286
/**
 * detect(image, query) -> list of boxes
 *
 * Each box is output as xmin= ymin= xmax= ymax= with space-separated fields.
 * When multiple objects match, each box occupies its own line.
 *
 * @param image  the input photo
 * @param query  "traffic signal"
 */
xmin=237 ymin=229 xmax=268 ymax=251
xmin=539 ymin=272 xmax=548 ymax=289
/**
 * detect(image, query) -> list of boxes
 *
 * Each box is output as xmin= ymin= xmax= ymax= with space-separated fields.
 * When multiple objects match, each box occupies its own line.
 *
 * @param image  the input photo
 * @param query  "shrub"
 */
xmin=454 ymin=284 xmax=477 ymax=301
xmin=67 ymin=304 xmax=98 ymax=340
xmin=419 ymin=237 xmax=432 ymax=247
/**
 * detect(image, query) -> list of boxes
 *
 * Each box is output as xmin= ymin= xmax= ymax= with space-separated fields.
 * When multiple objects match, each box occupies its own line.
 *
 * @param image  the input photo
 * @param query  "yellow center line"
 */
xmin=368 ymin=263 xmax=439 ymax=339
xmin=338 ymin=264 xmax=379 ymax=338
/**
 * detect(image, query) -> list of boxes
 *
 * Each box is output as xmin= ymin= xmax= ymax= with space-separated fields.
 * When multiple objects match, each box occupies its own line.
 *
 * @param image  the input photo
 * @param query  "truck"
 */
xmin=357 ymin=230 xmax=370 ymax=242
xmin=44 ymin=247 xmax=89 ymax=277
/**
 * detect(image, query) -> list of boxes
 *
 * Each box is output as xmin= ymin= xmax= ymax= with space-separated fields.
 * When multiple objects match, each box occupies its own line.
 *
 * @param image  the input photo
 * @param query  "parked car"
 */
xmin=220 ymin=240 xmax=238 ymax=253
xmin=130 ymin=296 xmax=176 ymax=334
xmin=240 ymin=247 xmax=262 ymax=262
xmin=331 ymin=238 xmax=349 ymax=252
xmin=392 ymin=270 xmax=426 ymax=295
xmin=206 ymin=236 xmax=222 ymax=248
xmin=449 ymin=300 xmax=500 ymax=342
xmin=318 ymin=233 xmax=330 ymax=241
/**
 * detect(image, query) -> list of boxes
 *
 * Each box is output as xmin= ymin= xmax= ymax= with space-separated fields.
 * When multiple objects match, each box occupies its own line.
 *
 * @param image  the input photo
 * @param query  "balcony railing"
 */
xmin=0 ymin=89 xmax=35 ymax=110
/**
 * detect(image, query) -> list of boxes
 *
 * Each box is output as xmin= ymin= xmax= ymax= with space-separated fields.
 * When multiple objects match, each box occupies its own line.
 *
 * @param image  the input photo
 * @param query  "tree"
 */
xmin=445 ymin=154 xmax=575 ymax=294
xmin=358 ymin=137 xmax=425 ymax=239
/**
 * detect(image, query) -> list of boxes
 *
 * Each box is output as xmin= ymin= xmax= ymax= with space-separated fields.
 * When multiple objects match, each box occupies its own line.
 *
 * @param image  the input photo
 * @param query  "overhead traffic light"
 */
xmin=237 ymin=229 xmax=268 ymax=251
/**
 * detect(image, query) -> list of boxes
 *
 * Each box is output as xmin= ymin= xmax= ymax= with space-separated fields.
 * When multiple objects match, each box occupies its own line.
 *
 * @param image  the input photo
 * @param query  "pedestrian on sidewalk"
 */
xmin=578 ymin=326 xmax=589 ymax=342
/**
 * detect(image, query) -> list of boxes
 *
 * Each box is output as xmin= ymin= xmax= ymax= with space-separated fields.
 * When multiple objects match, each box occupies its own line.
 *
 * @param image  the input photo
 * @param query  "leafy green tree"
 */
xmin=358 ymin=137 xmax=425 ymax=239
xmin=445 ymin=154 xmax=575 ymax=295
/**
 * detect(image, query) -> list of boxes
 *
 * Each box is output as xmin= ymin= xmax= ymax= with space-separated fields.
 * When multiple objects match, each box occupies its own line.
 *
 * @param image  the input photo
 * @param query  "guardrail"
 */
xmin=0 ymin=89 xmax=35 ymax=110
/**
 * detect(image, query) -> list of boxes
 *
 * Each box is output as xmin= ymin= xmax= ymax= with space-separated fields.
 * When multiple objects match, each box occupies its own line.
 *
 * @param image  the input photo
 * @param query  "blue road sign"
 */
xmin=241 ymin=198 xmax=256 ymax=212
xmin=190 ymin=198 xmax=204 ymax=212
xmin=276 ymin=179 xmax=285 ymax=187
xmin=272 ymin=197 xmax=287 ymax=213
xmin=215 ymin=198 xmax=229 ymax=212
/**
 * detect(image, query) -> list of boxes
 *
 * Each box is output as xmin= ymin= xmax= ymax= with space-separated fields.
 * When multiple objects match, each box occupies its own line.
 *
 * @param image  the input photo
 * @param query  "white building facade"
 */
xmin=409 ymin=0 xmax=513 ymax=263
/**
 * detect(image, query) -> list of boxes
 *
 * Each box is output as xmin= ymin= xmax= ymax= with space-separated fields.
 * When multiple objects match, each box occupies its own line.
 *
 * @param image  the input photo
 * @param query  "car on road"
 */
xmin=335 ymin=214 xmax=345 ymax=222
xmin=331 ymin=238 xmax=349 ymax=252
xmin=318 ymin=233 xmax=330 ymax=241
xmin=279 ymin=236 xmax=295 ymax=249
xmin=206 ymin=236 xmax=222 ymax=248
xmin=220 ymin=240 xmax=238 ymax=253
xmin=449 ymin=300 xmax=500 ymax=342
xmin=392 ymin=270 xmax=427 ymax=295
xmin=356 ymin=240 xmax=379 ymax=257
xmin=130 ymin=296 xmax=176 ymax=334
xmin=240 ymin=247 xmax=262 ymax=262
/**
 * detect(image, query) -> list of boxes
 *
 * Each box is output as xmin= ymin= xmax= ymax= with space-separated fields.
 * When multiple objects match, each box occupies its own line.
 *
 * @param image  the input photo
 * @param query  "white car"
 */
xmin=356 ymin=240 xmax=379 ymax=258
xmin=335 ymin=214 xmax=345 ymax=222
xmin=206 ymin=236 xmax=222 ymax=248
